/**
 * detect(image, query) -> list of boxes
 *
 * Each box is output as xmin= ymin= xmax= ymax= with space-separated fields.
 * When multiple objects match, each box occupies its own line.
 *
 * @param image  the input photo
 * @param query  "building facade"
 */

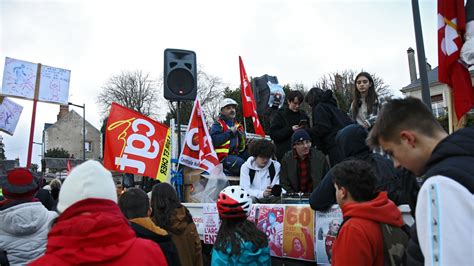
xmin=44 ymin=105 xmax=101 ymax=160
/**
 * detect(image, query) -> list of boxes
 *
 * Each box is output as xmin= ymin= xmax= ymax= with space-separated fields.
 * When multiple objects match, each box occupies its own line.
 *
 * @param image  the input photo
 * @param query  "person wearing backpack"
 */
xmin=367 ymin=97 xmax=474 ymax=265
xmin=240 ymin=139 xmax=283 ymax=203
xmin=332 ymin=159 xmax=406 ymax=266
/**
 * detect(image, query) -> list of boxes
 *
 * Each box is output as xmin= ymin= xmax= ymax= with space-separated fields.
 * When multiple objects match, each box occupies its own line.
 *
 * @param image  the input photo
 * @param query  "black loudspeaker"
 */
xmin=164 ymin=49 xmax=197 ymax=101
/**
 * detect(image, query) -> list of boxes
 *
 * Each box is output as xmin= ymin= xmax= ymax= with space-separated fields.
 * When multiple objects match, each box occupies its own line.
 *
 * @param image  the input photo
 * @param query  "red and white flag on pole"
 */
xmin=239 ymin=56 xmax=266 ymax=137
xmin=66 ymin=159 xmax=72 ymax=174
xmin=179 ymin=98 xmax=221 ymax=173
xmin=438 ymin=0 xmax=474 ymax=119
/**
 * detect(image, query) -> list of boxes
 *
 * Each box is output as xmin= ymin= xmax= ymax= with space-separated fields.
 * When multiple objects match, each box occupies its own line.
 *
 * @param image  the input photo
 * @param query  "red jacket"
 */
xmin=332 ymin=192 xmax=403 ymax=266
xmin=30 ymin=198 xmax=167 ymax=266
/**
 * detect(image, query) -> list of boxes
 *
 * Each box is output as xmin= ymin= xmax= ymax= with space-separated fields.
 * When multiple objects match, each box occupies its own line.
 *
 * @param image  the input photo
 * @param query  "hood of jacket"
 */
xmin=341 ymin=192 xmax=403 ymax=227
xmin=167 ymin=205 xmax=191 ymax=235
xmin=335 ymin=124 xmax=370 ymax=159
xmin=242 ymin=156 xmax=275 ymax=171
xmin=425 ymin=127 xmax=474 ymax=172
xmin=0 ymin=201 xmax=57 ymax=236
xmin=130 ymin=217 xmax=168 ymax=237
xmin=42 ymin=198 xmax=139 ymax=264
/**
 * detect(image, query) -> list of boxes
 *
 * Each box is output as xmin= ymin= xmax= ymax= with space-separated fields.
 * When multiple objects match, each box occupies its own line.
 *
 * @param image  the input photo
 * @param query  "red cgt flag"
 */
xmin=103 ymin=103 xmax=171 ymax=182
xmin=239 ymin=56 xmax=265 ymax=137
xmin=179 ymin=98 xmax=220 ymax=172
xmin=438 ymin=0 xmax=474 ymax=119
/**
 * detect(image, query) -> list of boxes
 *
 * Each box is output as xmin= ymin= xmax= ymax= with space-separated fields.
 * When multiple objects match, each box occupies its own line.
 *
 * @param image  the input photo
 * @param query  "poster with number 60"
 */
xmin=283 ymin=205 xmax=315 ymax=261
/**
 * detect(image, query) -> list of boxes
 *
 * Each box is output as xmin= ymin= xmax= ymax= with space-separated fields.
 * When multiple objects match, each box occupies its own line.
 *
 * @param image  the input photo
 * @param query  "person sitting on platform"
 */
xmin=210 ymin=98 xmax=248 ymax=176
xmin=280 ymin=129 xmax=329 ymax=194
xmin=240 ymin=139 xmax=284 ymax=203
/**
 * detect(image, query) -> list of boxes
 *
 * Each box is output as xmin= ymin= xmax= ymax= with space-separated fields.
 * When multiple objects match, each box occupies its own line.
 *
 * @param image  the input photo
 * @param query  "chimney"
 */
xmin=57 ymin=105 xmax=69 ymax=121
xmin=407 ymin=47 xmax=417 ymax=82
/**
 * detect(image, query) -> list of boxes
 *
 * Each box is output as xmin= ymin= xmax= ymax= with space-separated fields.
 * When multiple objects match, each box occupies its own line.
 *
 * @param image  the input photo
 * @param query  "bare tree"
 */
xmin=97 ymin=70 xmax=159 ymax=118
xmin=164 ymin=67 xmax=225 ymax=126
xmin=313 ymin=70 xmax=393 ymax=113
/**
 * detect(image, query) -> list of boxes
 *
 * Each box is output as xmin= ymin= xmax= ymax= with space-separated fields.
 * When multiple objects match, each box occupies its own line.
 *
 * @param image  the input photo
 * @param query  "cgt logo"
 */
xmin=108 ymin=118 xmax=160 ymax=174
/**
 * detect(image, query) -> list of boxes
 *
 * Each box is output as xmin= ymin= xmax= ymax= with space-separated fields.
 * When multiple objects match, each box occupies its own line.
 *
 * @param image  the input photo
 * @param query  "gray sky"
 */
xmin=0 ymin=0 xmax=437 ymax=167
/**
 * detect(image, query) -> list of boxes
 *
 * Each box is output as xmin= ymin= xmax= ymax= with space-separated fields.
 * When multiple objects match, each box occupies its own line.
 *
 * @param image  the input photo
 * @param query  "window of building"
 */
xmin=85 ymin=141 xmax=92 ymax=152
xmin=431 ymin=94 xmax=446 ymax=118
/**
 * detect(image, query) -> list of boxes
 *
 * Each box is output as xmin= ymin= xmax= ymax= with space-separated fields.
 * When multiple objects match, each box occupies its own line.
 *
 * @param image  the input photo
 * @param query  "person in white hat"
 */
xmin=210 ymin=98 xmax=248 ymax=176
xmin=30 ymin=160 xmax=167 ymax=266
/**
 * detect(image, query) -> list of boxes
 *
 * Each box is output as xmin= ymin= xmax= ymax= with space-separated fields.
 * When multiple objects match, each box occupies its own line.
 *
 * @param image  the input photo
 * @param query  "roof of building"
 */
xmin=44 ymin=110 xmax=100 ymax=134
xmin=401 ymin=67 xmax=440 ymax=93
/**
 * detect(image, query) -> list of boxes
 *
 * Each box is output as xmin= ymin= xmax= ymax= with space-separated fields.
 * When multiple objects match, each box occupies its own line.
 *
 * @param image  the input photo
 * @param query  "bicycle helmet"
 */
xmin=217 ymin=185 xmax=252 ymax=219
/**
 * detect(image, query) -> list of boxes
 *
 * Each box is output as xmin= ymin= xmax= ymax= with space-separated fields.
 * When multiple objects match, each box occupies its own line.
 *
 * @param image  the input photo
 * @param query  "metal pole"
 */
xmin=176 ymin=101 xmax=181 ymax=156
xmin=411 ymin=0 xmax=432 ymax=111
xmin=83 ymin=103 xmax=86 ymax=161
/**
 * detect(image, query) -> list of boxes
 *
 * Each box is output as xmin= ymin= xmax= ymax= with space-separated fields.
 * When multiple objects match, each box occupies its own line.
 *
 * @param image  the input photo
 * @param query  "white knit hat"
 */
xmin=57 ymin=160 xmax=118 ymax=213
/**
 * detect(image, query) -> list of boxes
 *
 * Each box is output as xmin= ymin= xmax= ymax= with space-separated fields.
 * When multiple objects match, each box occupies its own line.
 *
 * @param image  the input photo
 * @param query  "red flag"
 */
xmin=239 ymin=56 xmax=265 ymax=136
xmin=66 ymin=159 xmax=72 ymax=173
xmin=438 ymin=0 xmax=474 ymax=119
xmin=179 ymin=98 xmax=220 ymax=172
xmin=103 ymin=103 xmax=171 ymax=182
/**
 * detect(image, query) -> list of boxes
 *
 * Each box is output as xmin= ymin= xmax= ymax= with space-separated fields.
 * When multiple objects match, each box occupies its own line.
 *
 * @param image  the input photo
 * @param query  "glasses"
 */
xmin=356 ymin=79 xmax=369 ymax=85
xmin=295 ymin=140 xmax=311 ymax=146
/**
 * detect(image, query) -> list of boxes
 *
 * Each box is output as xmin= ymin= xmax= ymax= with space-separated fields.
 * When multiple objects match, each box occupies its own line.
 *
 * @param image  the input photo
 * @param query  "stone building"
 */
xmin=43 ymin=105 xmax=101 ymax=160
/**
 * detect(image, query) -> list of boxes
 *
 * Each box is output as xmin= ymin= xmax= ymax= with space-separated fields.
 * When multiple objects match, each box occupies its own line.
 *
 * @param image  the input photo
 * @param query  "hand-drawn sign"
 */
xmin=0 ymin=97 xmax=23 ymax=135
xmin=1 ymin=57 xmax=38 ymax=100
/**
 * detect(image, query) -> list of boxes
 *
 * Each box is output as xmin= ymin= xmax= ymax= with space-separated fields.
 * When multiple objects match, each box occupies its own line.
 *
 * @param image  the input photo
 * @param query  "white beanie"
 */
xmin=57 ymin=160 xmax=118 ymax=213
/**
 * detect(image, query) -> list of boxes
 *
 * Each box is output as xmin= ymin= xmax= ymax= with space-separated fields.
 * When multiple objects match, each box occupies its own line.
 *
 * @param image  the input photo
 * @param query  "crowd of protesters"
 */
xmin=0 ymin=71 xmax=472 ymax=265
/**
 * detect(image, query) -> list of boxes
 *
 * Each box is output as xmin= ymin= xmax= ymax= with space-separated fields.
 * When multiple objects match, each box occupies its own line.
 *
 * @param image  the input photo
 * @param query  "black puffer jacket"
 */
xmin=406 ymin=126 xmax=474 ymax=266
xmin=269 ymin=107 xmax=309 ymax=160
xmin=309 ymin=124 xmax=413 ymax=211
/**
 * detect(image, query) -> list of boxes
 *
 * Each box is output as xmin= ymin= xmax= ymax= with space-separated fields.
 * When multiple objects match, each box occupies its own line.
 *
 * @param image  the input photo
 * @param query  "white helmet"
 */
xmin=217 ymin=185 xmax=252 ymax=219
xmin=220 ymin=98 xmax=238 ymax=110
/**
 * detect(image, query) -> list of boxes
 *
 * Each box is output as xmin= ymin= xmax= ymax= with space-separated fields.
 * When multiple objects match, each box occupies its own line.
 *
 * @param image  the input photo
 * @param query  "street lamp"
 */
xmin=68 ymin=102 xmax=86 ymax=161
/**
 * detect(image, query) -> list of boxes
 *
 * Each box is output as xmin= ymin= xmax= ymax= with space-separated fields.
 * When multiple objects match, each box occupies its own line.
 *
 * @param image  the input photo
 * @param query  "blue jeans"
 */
xmin=222 ymin=151 xmax=249 ymax=176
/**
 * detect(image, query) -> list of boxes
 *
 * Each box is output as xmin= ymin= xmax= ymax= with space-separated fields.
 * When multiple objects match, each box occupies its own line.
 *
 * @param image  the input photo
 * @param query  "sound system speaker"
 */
xmin=163 ymin=49 xmax=197 ymax=101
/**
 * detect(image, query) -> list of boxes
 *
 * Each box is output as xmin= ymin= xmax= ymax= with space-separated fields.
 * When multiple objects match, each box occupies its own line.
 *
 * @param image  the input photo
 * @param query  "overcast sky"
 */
xmin=0 ymin=0 xmax=437 ymax=167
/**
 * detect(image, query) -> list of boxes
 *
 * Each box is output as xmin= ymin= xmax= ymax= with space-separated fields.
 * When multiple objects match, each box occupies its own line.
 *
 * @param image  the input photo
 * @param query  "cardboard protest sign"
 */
xmin=0 ymin=97 xmax=23 ymax=135
xmin=257 ymin=205 xmax=285 ymax=257
xmin=1 ymin=57 xmax=38 ymax=100
xmin=315 ymin=205 xmax=343 ymax=265
xmin=283 ymin=205 xmax=315 ymax=261
xmin=38 ymin=64 xmax=71 ymax=104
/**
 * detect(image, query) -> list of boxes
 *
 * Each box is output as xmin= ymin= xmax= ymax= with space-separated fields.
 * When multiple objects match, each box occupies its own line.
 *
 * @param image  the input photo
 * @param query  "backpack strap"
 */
xmin=249 ymin=169 xmax=256 ymax=185
xmin=269 ymin=161 xmax=276 ymax=184
xmin=249 ymin=161 xmax=275 ymax=185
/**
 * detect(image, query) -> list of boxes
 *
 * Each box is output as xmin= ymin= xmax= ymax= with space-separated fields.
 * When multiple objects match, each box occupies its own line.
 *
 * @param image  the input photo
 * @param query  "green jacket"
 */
xmin=280 ymin=147 xmax=329 ymax=193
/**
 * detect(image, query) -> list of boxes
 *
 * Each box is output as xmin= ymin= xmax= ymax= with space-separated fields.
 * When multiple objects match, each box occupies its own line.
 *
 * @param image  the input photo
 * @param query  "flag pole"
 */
xmin=411 ymin=0 xmax=432 ymax=111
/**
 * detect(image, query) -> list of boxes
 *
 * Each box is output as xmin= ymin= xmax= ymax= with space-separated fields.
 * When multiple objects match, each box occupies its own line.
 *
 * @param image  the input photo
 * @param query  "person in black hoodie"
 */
xmin=305 ymin=87 xmax=352 ymax=166
xmin=269 ymin=90 xmax=310 ymax=161
xmin=367 ymin=97 xmax=474 ymax=266
xmin=119 ymin=188 xmax=181 ymax=266
xmin=309 ymin=124 xmax=414 ymax=211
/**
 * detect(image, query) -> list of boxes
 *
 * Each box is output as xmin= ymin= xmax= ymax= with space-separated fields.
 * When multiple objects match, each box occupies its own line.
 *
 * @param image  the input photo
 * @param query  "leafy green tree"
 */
xmin=44 ymin=148 xmax=70 ymax=158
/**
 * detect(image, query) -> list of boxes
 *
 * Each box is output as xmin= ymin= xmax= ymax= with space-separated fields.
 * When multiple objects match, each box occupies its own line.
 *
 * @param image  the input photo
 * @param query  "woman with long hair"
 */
xmin=151 ymin=183 xmax=203 ymax=266
xmin=350 ymin=72 xmax=381 ymax=129
xmin=212 ymin=186 xmax=271 ymax=265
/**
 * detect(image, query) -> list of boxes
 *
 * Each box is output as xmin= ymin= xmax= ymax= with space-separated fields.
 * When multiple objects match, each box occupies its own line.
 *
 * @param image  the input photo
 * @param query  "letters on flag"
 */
xmin=179 ymin=98 xmax=220 ymax=172
xmin=239 ymin=56 xmax=266 ymax=137
xmin=438 ymin=0 xmax=474 ymax=119
xmin=103 ymin=102 xmax=171 ymax=182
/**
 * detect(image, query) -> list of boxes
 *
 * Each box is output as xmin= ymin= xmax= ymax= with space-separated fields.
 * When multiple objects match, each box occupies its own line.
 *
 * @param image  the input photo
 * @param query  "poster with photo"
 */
xmin=0 ymin=97 xmax=23 ymax=135
xmin=247 ymin=204 xmax=259 ymax=224
xmin=283 ymin=205 xmax=315 ymax=261
xmin=315 ymin=205 xmax=343 ymax=265
xmin=1 ymin=57 xmax=38 ymax=100
xmin=256 ymin=205 xmax=284 ymax=257
xmin=203 ymin=203 xmax=220 ymax=244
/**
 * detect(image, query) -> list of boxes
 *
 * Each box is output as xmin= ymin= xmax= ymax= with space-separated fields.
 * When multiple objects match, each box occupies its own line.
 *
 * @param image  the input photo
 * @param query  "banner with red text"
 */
xmin=104 ymin=102 xmax=171 ymax=182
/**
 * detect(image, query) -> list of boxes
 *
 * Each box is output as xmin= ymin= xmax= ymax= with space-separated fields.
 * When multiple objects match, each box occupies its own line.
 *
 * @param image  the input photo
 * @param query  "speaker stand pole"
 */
xmin=176 ymin=101 xmax=184 ymax=201
xmin=243 ymin=117 xmax=247 ymax=134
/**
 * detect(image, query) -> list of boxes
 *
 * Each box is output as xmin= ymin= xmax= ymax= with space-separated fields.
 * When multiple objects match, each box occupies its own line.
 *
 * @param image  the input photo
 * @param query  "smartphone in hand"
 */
xmin=299 ymin=119 xmax=308 ymax=127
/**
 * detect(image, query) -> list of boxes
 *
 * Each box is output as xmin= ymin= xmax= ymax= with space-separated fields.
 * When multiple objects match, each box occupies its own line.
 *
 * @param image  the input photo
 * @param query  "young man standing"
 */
xmin=332 ymin=160 xmax=404 ymax=266
xmin=367 ymin=97 xmax=474 ymax=265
